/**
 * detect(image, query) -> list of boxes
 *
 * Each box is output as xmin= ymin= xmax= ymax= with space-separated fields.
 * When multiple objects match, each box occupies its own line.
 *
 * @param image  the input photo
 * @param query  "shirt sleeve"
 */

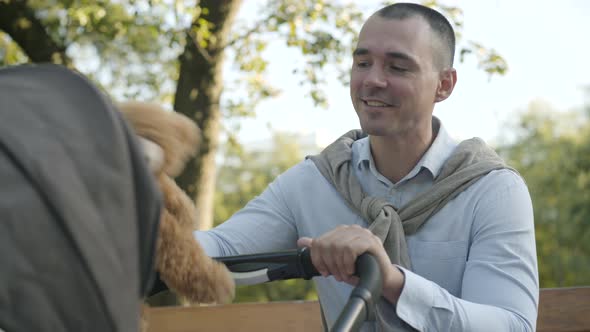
xmin=194 ymin=169 xmax=300 ymax=258
xmin=393 ymin=172 xmax=539 ymax=331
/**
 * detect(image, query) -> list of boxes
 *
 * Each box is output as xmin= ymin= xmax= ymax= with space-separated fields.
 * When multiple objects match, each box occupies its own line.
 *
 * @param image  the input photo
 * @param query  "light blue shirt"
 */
xmin=195 ymin=119 xmax=539 ymax=331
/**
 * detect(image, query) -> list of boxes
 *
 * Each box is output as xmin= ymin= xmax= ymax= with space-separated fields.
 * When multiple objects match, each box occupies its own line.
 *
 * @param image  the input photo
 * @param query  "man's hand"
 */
xmin=297 ymin=225 xmax=405 ymax=304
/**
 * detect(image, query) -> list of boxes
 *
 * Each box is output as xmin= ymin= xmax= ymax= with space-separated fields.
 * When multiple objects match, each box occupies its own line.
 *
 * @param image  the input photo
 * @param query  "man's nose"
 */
xmin=364 ymin=67 xmax=387 ymax=88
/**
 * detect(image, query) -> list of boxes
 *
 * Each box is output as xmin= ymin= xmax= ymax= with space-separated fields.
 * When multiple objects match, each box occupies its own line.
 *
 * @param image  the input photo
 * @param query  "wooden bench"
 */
xmin=146 ymin=287 xmax=590 ymax=331
xmin=537 ymin=287 xmax=590 ymax=332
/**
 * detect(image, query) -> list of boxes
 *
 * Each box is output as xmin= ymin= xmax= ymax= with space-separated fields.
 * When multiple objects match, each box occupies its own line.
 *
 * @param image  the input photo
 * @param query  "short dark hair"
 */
xmin=376 ymin=2 xmax=455 ymax=69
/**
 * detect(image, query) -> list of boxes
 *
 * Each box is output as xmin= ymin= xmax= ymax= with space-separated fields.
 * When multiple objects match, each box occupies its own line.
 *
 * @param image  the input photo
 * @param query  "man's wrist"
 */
xmin=382 ymin=265 xmax=406 ymax=305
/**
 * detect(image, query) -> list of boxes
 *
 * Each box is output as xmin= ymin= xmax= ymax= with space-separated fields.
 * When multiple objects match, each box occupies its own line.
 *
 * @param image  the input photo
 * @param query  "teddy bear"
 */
xmin=117 ymin=101 xmax=235 ymax=310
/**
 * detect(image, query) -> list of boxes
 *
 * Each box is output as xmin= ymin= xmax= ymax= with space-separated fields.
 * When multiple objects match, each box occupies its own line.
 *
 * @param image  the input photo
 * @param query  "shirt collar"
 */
xmin=354 ymin=116 xmax=457 ymax=181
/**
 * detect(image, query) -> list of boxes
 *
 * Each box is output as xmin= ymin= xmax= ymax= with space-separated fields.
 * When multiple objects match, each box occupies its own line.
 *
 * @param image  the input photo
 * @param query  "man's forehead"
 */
xmin=355 ymin=15 xmax=433 ymax=59
xmin=359 ymin=14 xmax=430 ymax=39
xmin=366 ymin=12 xmax=428 ymax=25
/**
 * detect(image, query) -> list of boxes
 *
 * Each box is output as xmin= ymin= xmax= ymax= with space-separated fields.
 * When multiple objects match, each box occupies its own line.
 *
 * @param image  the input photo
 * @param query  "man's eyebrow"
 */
xmin=385 ymin=51 xmax=415 ymax=63
xmin=352 ymin=48 xmax=369 ymax=57
xmin=353 ymin=48 xmax=417 ymax=64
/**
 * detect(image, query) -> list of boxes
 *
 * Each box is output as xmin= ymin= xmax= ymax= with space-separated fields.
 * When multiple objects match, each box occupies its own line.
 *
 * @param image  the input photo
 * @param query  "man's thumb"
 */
xmin=297 ymin=237 xmax=313 ymax=248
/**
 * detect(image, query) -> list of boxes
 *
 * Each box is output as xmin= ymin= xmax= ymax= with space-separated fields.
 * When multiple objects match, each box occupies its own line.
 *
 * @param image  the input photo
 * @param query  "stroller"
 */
xmin=0 ymin=64 xmax=162 ymax=332
xmin=0 ymin=64 xmax=381 ymax=332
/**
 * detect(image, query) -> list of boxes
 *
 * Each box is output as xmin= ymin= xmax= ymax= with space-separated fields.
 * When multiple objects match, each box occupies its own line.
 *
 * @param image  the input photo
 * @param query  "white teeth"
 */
xmin=365 ymin=100 xmax=388 ymax=107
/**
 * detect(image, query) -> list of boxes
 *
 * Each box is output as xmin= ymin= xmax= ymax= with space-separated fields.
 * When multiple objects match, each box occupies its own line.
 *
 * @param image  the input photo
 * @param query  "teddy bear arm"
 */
xmin=159 ymin=175 xmax=199 ymax=231
xmin=156 ymin=212 xmax=235 ymax=305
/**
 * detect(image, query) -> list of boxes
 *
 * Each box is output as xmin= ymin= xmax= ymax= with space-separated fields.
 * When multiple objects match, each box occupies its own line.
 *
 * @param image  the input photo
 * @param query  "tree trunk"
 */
xmin=0 ymin=0 xmax=70 ymax=65
xmin=174 ymin=0 xmax=243 ymax=230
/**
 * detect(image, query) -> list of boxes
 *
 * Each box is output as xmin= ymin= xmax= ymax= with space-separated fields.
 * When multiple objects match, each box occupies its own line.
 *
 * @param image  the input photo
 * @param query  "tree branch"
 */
xmin=224 ymin=20 xmax=265 ymax=49
xmin=0 ymin=0 xmax=70 ymax=64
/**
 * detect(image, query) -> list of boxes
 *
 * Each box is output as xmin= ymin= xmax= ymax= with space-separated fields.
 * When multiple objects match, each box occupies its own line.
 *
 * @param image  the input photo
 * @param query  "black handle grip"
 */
xmin=287 ymin=248 xmax=383 ymax=331
xmin=215 ymin=248 xmax=319 ymax=281
xmin=331 ymin=253 xmax=382 ymax=332
xmin=297 ymin=247 xmax=320 ymax=279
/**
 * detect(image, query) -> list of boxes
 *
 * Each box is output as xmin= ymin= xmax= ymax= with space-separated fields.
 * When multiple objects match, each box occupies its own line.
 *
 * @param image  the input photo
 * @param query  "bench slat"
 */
xmin=146 ymin=287 xmax=590 ymax=331
xmin=146 ymin=301 xmax=322 ymax=332
xmin=537 ymin=287 xmax=590 ymax=332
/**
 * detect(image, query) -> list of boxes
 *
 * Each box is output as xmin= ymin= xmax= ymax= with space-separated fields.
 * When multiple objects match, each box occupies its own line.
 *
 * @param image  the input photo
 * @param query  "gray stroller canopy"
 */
xmin=0 ymin=64 xmax=162 ymax=332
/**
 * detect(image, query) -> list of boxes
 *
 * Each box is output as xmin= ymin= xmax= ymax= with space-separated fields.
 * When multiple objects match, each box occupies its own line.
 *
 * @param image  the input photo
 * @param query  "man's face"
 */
xmin=350 ymin=15 xmax=442 ymax=137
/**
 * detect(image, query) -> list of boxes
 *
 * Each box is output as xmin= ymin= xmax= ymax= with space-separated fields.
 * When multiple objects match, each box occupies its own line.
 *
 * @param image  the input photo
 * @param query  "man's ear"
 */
xmin=435 ymin=68 xmax=457 ymax=102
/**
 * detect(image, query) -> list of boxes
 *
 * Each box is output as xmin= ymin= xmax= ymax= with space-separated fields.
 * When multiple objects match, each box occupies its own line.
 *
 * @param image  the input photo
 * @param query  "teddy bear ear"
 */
xmin=138 ymin=137 xmax=165 ymax=173
xmin=117 ymin=101 xmax=201 ymax=177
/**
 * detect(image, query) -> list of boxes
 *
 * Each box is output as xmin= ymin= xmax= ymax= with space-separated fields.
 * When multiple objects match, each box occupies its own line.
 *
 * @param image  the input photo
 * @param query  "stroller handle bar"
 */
xmin=215 ymin=248 xmax=383 ymax=332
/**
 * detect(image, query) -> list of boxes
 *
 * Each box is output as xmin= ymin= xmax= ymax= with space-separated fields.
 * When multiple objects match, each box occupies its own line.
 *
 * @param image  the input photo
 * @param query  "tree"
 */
xmin=0 ymin=0 xmax=508 ymax=230
xmin=498 ymin=98 xmax=590 ymax=287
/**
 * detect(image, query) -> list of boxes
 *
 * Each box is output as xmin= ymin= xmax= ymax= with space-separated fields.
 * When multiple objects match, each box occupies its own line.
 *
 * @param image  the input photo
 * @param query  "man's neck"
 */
xmin=369 ymin=124 xmax=435 ymax=184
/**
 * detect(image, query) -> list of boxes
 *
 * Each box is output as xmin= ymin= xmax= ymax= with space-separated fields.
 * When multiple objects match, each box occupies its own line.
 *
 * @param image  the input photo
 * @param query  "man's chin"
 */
xmin=359 ymin=125 xmax=391 ymax=137
xmin=360 ymin=123 xmax=413 ymax=137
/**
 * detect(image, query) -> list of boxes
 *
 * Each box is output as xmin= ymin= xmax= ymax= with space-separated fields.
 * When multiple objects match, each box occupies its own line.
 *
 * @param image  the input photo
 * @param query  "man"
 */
xmin=196 ymin=3 xmax=539 ymax=331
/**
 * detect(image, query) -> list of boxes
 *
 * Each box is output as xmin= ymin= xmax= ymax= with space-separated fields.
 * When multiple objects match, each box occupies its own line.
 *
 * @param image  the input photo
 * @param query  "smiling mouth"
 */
xmin=363 ymin=100 xmax=392 ymax=107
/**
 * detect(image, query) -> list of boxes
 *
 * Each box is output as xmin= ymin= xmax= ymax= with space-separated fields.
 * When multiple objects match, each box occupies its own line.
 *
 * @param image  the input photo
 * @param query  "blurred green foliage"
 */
xmin=499 ymin=97 xmax=590 ymax=287
xmin=214 ymin=132 xmax=320 ymax=302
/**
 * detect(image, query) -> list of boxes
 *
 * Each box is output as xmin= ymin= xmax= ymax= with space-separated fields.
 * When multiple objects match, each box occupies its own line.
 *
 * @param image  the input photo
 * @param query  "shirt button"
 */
xmin=389 ymin=187 xmax=397 ymax=195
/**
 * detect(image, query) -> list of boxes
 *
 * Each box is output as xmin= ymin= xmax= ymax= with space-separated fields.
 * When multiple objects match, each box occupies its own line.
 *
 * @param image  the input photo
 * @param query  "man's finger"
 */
xmin=312 ymin=245 xmax=329 ymax=277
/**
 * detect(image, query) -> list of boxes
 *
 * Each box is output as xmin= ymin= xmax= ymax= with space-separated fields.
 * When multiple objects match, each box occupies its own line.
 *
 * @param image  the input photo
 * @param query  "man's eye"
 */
xmin=356 ymin=61 xmax=370 ymax=68
xmin=390 ymin=65 xmax=407 ymax=72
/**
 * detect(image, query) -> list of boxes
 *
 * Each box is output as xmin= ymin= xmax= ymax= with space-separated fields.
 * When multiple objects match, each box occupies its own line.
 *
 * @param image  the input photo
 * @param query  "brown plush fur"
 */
xmin=118 ymin=101 xmax=235 ymax=312
xmin=157 ymin=175 xmax=234 ymax=303
xmin=120 ymin=101 xmax=200 ymax=177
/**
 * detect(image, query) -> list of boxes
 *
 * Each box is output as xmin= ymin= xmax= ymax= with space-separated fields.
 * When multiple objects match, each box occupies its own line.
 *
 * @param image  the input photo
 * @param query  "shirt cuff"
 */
xmin=394 ymin=265 xmax=436 ymax=331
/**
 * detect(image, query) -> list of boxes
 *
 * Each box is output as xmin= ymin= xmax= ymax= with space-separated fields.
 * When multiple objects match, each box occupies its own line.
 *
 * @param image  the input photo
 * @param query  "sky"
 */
xmin=227 ymin=0 xmax=590 ymax=148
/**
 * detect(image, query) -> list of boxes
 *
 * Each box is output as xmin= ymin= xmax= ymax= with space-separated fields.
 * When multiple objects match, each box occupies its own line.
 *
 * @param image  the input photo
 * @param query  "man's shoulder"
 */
xmin=477 ymin=168 xmax=526 ymax=191
xmin=276 ymin=158 xmax=328 ymax=186
xmin=271 ymin=159 xmax=346 ymax=209
xmin=464 ymin=168 xmax=530 ymax=206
